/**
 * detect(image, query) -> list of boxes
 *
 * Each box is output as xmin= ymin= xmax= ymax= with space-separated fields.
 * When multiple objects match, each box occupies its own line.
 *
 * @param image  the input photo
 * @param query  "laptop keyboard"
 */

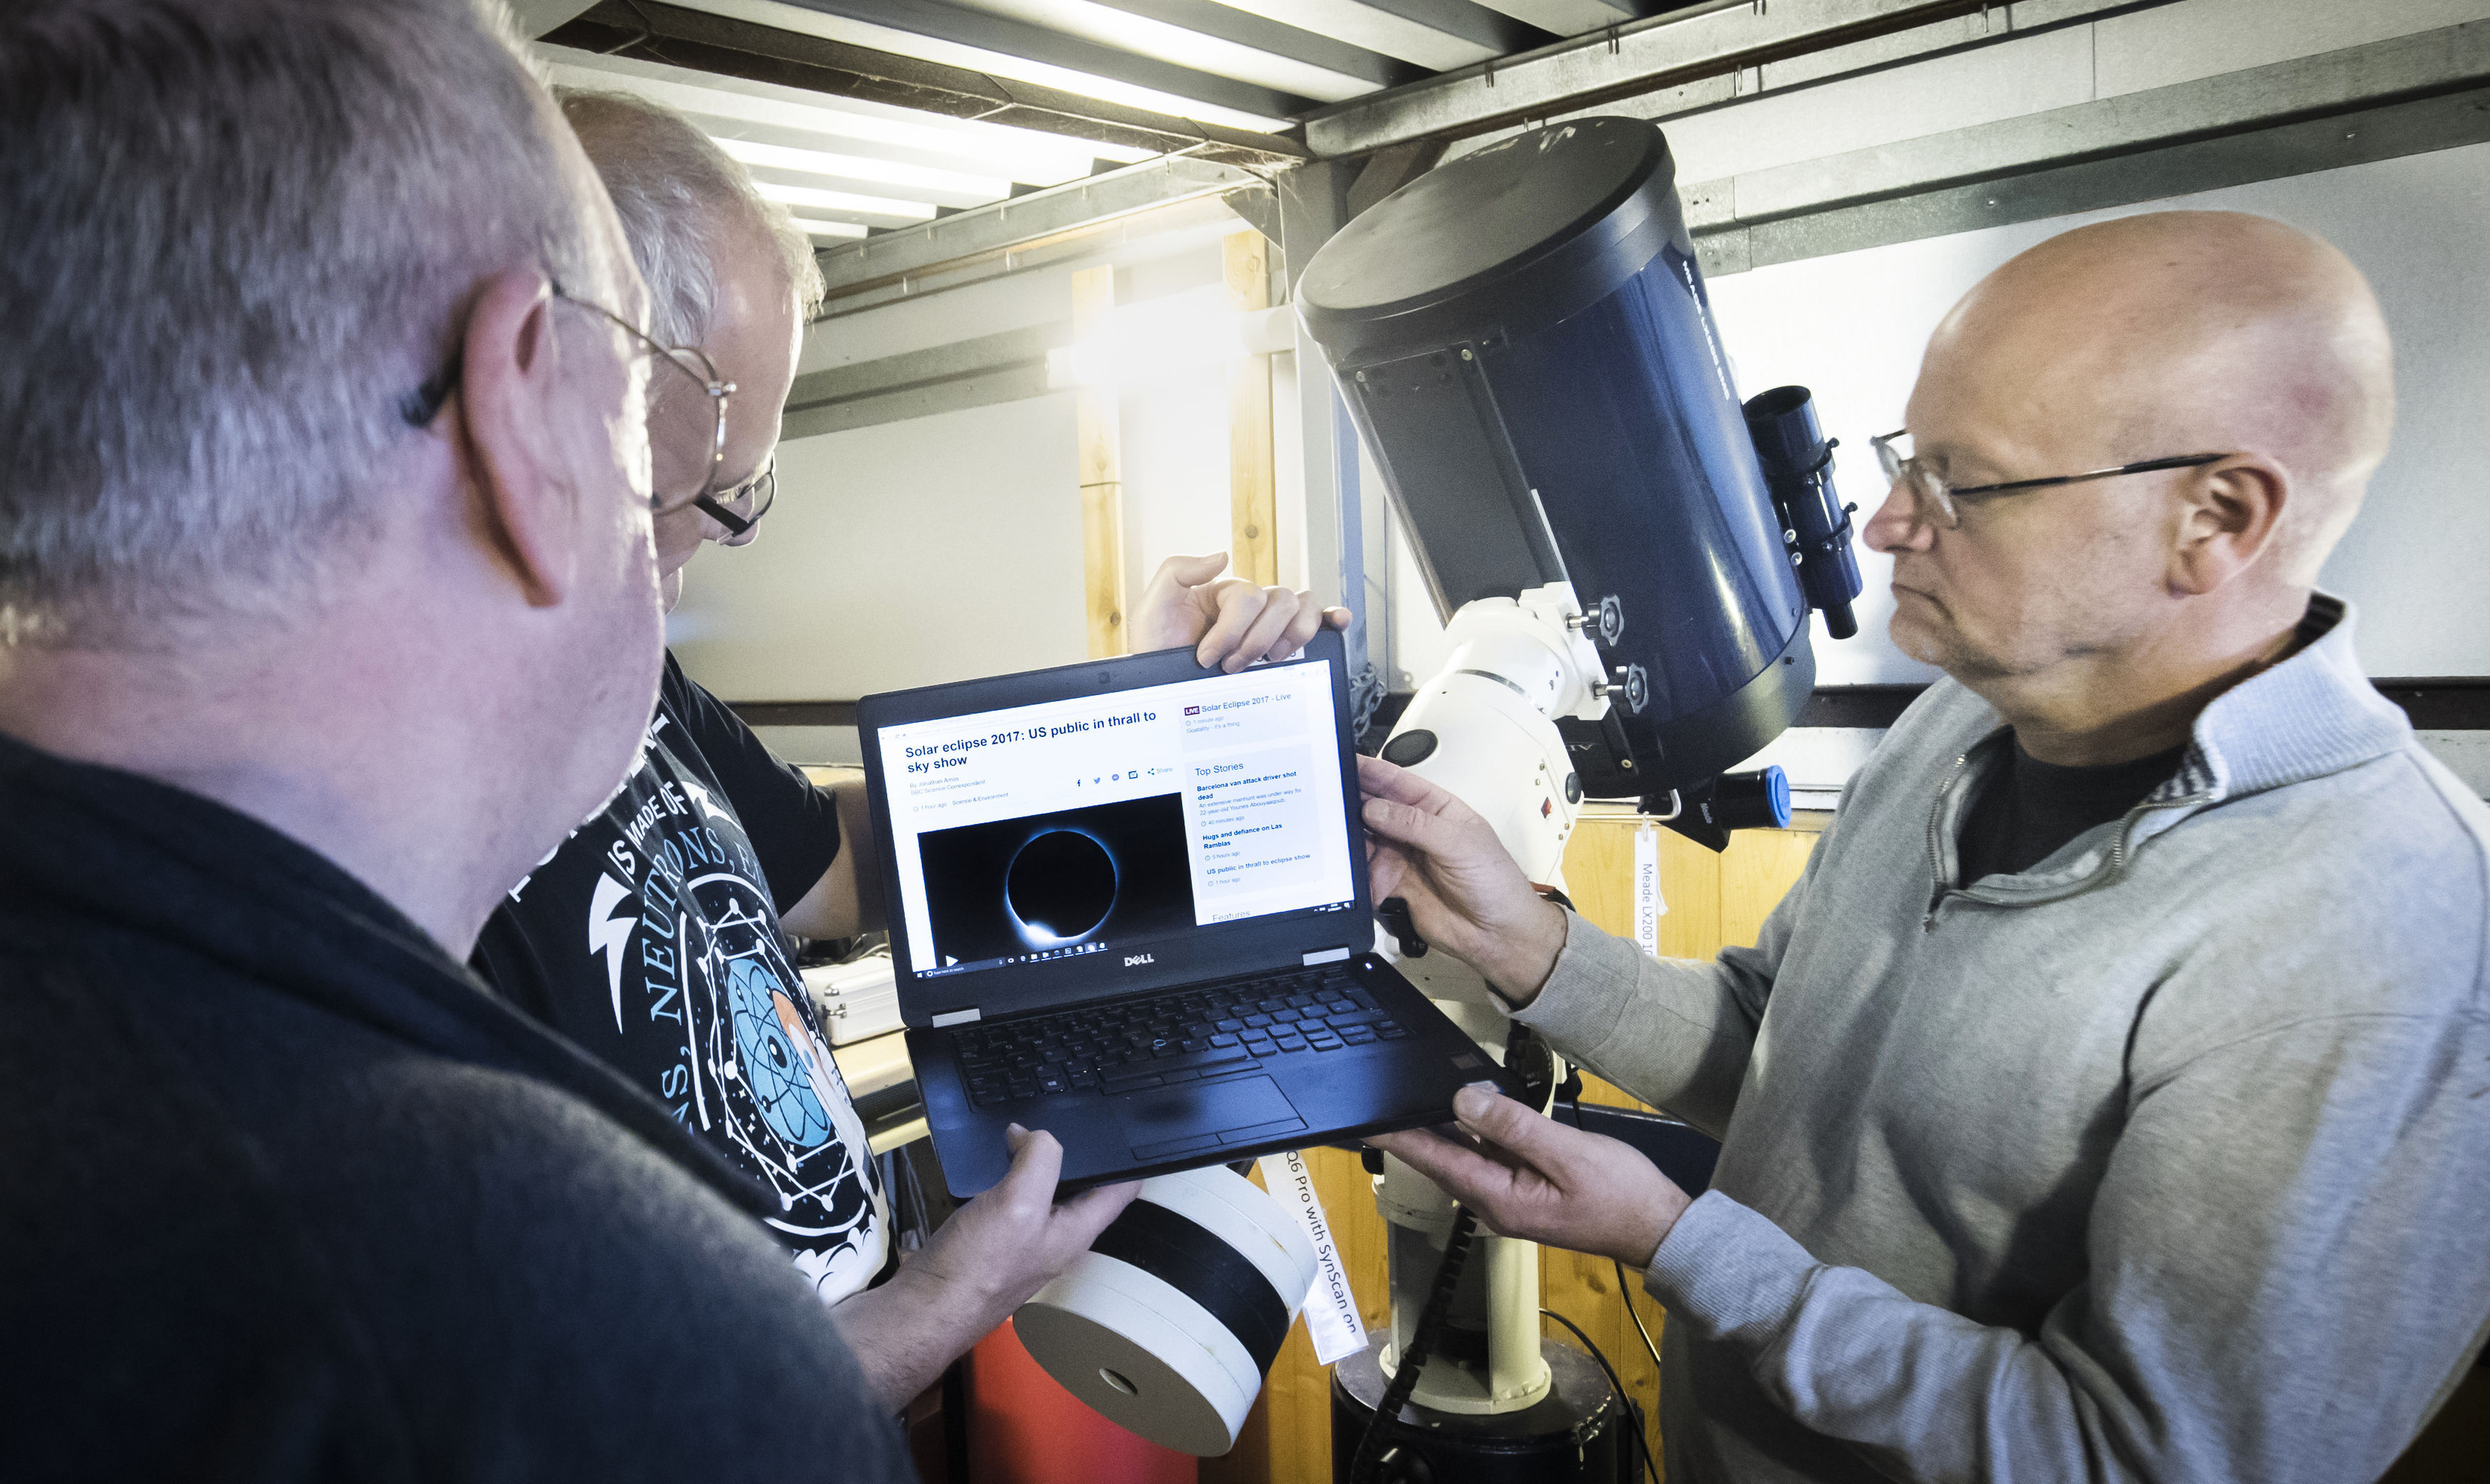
xmin=953 ymin=965 xmax=1411 ymax=1108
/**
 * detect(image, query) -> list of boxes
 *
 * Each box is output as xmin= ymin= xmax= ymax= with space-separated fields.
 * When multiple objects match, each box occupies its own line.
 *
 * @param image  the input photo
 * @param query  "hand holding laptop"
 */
xmin=1131 ymin=552 xmax=1350 ymax=674
xmin=832 ymin=1124 xmax=1140 ymax=1406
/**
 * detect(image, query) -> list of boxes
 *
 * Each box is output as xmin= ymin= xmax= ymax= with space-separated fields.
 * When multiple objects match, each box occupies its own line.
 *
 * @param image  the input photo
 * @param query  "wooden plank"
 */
xmin=1720 ymin=827 xmax=1821 ymax=951
xmin=1072 ymin=264 xmax=1126 ymax=659
xmin=1224 ymin=230 xmax=1277 ymax=587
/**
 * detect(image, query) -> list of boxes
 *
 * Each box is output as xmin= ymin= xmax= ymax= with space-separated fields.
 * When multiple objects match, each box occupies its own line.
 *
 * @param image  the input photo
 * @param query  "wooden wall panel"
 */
xmin=1071 ymin=265 xmax=1126 ymax=659
xmin=1222 ymin=230 xmax=1277 ymax=588
xmin=1229 ymin=813 xmax=1821 ymax=1484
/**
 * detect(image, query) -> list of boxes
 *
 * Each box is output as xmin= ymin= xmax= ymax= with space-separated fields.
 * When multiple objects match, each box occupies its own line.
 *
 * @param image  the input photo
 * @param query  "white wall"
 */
xmin=670 ymin=206 xmax=1283 ymax=764
xmin=1715 ymin=139 xmax=2490 ymax=682
xmin=667 ymin=391 xmax=1086 ymax=699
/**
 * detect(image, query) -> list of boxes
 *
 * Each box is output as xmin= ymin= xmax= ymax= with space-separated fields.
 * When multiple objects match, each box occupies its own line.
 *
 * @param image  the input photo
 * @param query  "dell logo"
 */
xmin=1124 ymin=954 xmax=1155 ymax=967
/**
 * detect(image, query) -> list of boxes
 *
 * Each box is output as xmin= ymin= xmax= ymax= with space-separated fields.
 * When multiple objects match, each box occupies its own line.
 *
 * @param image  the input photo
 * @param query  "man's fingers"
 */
xmin=1360 ymin=794 xmax=1468 ymax=858
xmin=1367 ymin=844 xmax=1406 ymax=899
xmin=1268 ymin=589 xmax=1328 ymax=658
xmin=1368 ymin=1127 xmax=1517 ymax=1207
xmin=1192 ymin=582 xmax=1268 ymax=667
xmin=1224 ymin=588 xmax=1301 ymax=672
xmin=1453 ymin=1088 xmax=1598 ymax=1187
xmin=1325 ymin=606 xmax=1352 ymax=631
xmin=1356 ymin=754 xmax=1468 ymax=817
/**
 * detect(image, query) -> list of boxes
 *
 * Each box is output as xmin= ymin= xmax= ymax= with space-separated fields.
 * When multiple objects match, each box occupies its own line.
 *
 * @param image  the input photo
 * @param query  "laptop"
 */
xmin=858 ymin=630 xmax=1525 ymax=1197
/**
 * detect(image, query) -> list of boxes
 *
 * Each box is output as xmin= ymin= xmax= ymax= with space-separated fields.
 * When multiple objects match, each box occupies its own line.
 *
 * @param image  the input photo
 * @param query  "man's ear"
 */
xmin=454 ymin=268 xmax=578 ymax=608
xmin=2168 ymin=455 xmax=2288 ymax=597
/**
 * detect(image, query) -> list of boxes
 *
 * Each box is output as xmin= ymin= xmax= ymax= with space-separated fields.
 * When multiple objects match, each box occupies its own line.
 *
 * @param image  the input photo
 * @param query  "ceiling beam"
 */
xmin=1300 ymin=0 xmax=2015 ymax=157
xmin=1202 ymin=0 xmax=1555 ymax=72
xmin=747 ymin=0 xmax=1313 ymax=123
xmin=813 ymin=154 xmax=1266 ymax=302
xmin=1685 ymin=20 xmax=2490 ymax=274
xmin=546 ymin=0 xmax=1309 ymax=166
xmin=1075 ymin=0 xmax=1424 ymax=94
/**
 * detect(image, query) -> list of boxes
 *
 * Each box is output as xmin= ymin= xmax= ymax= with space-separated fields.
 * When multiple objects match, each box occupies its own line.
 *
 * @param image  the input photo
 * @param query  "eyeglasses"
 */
xmin=400 ymin=282 xmax=767 ymax=532
xmin=702 ymin=459 xmax=774 ymax=543
xmin=1870 ymin=429 xmax=2227 ymax=530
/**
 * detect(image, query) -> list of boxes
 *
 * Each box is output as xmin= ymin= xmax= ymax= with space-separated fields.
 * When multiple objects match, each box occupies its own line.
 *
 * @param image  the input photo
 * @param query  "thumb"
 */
xmin=998 ymin=1123 xmax=1066 ymax=1198
xmin=1056 ymin=1180 xmax=1143 ymax=1244
xmin=1452 ymin=1086 xmax=1541 ymax=1151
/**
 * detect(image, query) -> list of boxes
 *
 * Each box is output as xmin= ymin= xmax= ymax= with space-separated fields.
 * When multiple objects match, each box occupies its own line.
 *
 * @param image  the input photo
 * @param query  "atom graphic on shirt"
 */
xmin=679 ymin=869 xmax=880 ymax=1291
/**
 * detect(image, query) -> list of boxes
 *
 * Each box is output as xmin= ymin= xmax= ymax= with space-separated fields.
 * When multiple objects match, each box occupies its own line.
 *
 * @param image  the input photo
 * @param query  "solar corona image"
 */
xmin=918 ymin=794 xmax=1196 ymax=965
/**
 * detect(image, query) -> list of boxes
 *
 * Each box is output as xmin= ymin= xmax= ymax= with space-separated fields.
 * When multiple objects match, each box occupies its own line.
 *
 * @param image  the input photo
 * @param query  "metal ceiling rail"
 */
xmin=546 ymin=0 xmax=1311 ymax=164
xmin=813 ymin=153 xmax=1267 ymax=301
xmin=722 ymin=0 xmax=1315 ymax=124
xmin=1215 ymin=0 xmax=1554 ymax=73
xmin=1300 ymin=0 xmax=2046 ymax=157
xmin=1682 ymin=19 xmax=2490 ymax=272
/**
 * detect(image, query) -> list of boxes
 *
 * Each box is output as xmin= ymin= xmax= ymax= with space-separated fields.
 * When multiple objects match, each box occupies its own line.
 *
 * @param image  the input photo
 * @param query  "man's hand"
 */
xmin=1370 ymin=1086 xmax=1692 ymax=1268
xmin=1129 ymin=552 xmax=1350 ymax=673
xmin=832 ymin=1125 xmax=1138 ymax=1408
xmin=1359 ymin=755 xmax=1569 ymax=1004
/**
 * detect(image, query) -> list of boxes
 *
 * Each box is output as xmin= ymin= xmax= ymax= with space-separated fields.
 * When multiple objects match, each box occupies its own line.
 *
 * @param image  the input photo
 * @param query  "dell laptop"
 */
xmin=859 ymin=630 xmax=1523 ymax=1197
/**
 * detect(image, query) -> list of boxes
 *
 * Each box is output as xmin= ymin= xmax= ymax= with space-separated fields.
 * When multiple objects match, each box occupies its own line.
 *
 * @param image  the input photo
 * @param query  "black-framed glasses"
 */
xmin=1870 ymin=428 xmax=2227 ymax=530
xmin=399 ymin=280 xmax=746 ymax=524
xmin=701 ymin=459 xmax=774 ymax=543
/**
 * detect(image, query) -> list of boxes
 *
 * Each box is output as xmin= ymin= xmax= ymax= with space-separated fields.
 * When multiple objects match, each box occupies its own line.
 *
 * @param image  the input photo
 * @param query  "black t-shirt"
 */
xmin=0 ymin=733 xmax=911 ymax=1482
xmin=472 ymin=653 xmax=889 ymax=1302
xmin=1957 ymin=733 xmax=2191 ymax=882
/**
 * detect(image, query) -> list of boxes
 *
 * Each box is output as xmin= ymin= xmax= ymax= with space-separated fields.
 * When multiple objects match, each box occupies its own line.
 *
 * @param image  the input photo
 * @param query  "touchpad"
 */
xmin=1114 ymin=1076 xmax=1305 ymax=1160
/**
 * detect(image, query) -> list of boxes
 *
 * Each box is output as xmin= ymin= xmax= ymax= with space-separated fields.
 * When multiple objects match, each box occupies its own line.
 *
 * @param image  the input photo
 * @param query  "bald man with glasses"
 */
xmin=1351 ymin=210 xmax=2490 ymax=1483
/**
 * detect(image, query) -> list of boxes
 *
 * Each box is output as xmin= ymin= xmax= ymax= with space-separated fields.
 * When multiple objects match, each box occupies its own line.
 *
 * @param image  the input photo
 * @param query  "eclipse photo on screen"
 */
xmin=916 ymin=794 xmax=1197 ymax=965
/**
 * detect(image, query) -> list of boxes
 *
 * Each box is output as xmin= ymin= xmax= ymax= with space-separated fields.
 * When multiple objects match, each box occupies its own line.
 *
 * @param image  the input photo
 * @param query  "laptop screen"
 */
xmin=874 ymin=654 xmax=1359 ymax=983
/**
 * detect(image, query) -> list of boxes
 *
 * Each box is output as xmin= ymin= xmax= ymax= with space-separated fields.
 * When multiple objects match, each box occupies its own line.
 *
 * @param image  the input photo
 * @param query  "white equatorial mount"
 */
xmin=1371 ymin=581 xmax=1614 ymax=1416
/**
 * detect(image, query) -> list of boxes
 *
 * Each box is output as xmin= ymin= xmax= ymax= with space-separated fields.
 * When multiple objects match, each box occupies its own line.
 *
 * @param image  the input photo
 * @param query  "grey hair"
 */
xmin=0 ymin=0 xmax=609 ymax=647
xmin=558 ymin=89 xmax=825 ymax=349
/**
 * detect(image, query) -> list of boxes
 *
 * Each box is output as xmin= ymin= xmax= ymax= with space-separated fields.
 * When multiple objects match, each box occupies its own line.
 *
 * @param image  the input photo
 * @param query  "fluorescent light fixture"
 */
xmin=790 ymin=216 xmax=872 ymax=240
xmin=712 ymin=136 xmax=1012 ymax=200
xmin=686 ymin=0 xmax=1296 ymax=135
xmin=536 ymin=45 xmax=1149 ymax=186
xmin=755 ymin=180 xmax=938 ymax=221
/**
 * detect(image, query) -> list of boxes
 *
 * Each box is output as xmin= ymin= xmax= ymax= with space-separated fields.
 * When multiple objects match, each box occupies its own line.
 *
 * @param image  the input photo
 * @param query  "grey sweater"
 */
xmin=1515 ymin=597 xmax=2490 ymax=1483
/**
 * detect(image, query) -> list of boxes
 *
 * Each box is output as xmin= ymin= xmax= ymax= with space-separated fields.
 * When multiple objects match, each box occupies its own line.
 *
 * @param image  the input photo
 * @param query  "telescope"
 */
xmin=1018 ymin=115 xmax=1863 ymax=1482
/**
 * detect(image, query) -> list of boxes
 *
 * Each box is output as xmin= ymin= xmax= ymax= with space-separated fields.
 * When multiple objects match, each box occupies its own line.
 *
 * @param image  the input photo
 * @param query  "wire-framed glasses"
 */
xmin=1869 ymin=429 xmax=2227 ymax=529
xmin=400 ymin=281 xmax=761 ymax=530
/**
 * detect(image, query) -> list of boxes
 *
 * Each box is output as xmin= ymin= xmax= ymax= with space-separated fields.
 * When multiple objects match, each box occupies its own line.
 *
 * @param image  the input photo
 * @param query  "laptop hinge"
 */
xmin=930 ymin=1007 xmax=981 ymax=1027
xmin=1303 ymin=947 xmax=1352 ymax=966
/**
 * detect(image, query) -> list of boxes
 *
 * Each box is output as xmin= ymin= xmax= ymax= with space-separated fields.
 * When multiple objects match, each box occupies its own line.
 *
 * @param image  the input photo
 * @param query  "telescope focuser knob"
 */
xmin=1376 ymin=897 xmax=1429 ymax=958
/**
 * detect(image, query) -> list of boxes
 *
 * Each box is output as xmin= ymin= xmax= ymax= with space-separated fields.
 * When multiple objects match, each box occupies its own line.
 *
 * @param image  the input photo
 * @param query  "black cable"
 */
xmin=1615 ymin=1260 xmax=1663 ymax=1374
xmin=1349 ymin=1208 xmax=1478 ymax=1484
xmin=1540 ymin=1308 xmax=1658 ymax=1484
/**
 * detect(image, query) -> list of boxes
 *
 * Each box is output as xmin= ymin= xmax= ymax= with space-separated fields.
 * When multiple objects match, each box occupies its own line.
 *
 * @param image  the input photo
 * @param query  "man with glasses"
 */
xmin=470 ymin=89 xmax=1350 ymax=1410
xmin=0 ymin=1 xmax=916 ymax=1477
xmin=1352 ymin=210 xmax=2490 ymax=1481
